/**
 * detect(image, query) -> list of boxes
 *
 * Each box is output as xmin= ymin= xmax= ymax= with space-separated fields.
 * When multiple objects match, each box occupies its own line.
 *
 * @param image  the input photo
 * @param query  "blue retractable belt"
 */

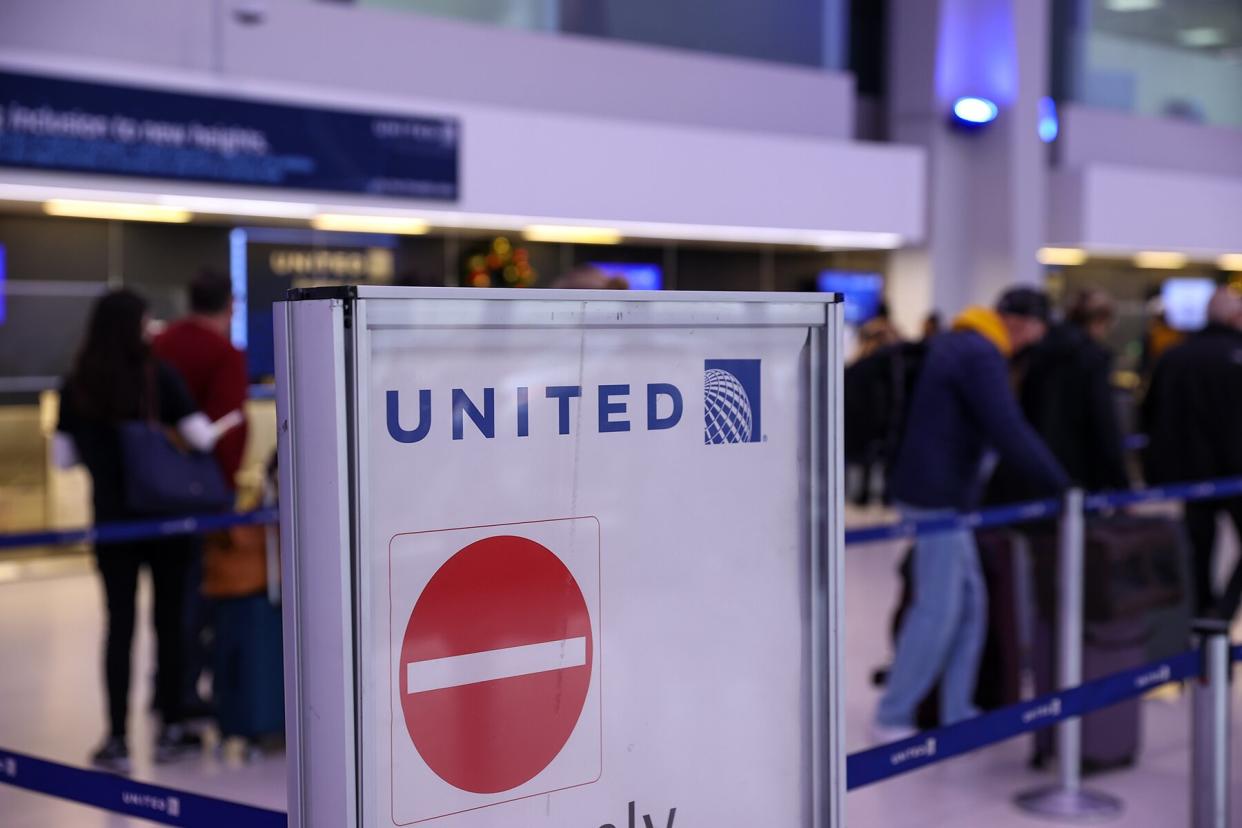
xmin=0 ymin=509 xmax=279 ymax=551
xmin=846 ymin=650 xmax=1199 ymax=790
xmin=0 ymin=747 xmax=286 ymax=827
xmin=845 ymin=476 xmax=1242 ymax=547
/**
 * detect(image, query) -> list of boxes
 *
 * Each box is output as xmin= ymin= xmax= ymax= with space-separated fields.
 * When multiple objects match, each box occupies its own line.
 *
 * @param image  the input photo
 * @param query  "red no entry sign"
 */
xmin=398 ymin=534 xmax=594 ymax=794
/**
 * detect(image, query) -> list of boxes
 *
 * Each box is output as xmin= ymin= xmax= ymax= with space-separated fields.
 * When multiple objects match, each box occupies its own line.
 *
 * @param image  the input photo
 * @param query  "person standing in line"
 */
xmin=1142 ymin=287 xmax=1242 ymax=619
xmin=873 ymin=288 xmax=1069 ymax=742
xmin=986 ymin=289 xmax=1130 ymax=504
xmin=55 ymin=289 xmax=229 ymax=772
xmin=152 ymin=270 xmax=249 ymax=717
xmin=153 ymin=270 xmax=248 ymax=493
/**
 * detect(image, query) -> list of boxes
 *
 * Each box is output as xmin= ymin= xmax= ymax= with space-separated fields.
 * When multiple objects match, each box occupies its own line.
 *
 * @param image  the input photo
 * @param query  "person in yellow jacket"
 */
xmin=874 ymin=288 xmax=1069 ymax=743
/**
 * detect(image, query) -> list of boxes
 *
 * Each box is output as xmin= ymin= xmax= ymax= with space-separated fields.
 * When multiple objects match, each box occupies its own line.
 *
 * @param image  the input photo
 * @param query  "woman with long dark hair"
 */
xmin=56 ymin=289 xmax=224 ymax=772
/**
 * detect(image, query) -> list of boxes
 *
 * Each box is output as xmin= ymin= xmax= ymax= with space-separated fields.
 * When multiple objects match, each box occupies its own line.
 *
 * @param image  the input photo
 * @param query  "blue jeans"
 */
xmin=876 ymin=507 xmax=987 ymax=728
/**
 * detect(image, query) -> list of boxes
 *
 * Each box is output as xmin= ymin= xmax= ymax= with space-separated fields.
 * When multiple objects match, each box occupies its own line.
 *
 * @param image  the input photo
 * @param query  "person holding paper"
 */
xmin=153 ymin=270 xmax=250 ymax=724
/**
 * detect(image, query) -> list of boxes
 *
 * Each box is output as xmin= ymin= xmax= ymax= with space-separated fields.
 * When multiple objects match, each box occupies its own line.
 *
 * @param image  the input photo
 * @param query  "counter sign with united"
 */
xmin=388 ymin=517 xmax=603 ymax=824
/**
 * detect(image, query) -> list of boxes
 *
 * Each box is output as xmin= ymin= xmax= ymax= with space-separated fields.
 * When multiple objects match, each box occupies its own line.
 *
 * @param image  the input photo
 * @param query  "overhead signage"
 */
xmin=0 ymin=71 xmax=458 ymax=199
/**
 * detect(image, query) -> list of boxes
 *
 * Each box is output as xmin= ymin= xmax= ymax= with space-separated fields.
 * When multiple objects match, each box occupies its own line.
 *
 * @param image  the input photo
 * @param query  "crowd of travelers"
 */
xmin=847 ymin=283 xmax=1242 ymax=744
xmin=55 ymin=272 xmax=281 ymax=773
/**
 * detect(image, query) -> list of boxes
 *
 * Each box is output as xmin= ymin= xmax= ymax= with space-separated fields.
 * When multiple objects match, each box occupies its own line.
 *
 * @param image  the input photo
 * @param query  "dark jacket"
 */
xmin=889 ymin=309 xmax=1069 ymax=511
xmin=987 ymin=323 xmax=1129 ymax=503
xmin=58 ymin=360 xmax=198 ymax=522
xmin=1142 ymin=323 xmax=1242 ymax=485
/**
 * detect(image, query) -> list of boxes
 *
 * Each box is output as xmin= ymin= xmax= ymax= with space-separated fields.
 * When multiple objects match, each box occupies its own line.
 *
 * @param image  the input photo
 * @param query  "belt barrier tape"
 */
xmin=2 ymin=647 xmax=1228 ymax=821
xmin=0 ymin=478 xmax=1239 ymax=552
xmin=0 ymin=747 xmax=285 ymax=827
xmin=0 ymin=481 xmax=1240 ymax=821
xmin=0 ymin=509 xmax=279 ymax=551
xmin=844 ymin=475 xmax=1242 ymax=546
xmin=847 ymin=649 xmax=1201 ymax=790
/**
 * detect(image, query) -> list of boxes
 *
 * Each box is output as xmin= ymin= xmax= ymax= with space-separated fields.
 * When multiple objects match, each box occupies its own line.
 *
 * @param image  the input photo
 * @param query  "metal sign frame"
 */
xmin=275 ymin=286 xmax=845 ymax=828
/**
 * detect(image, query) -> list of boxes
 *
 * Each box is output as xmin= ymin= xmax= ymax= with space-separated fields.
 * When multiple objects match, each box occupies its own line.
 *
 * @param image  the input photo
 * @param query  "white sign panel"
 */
xmin=275 ymin=289 xmax=842 ymax=828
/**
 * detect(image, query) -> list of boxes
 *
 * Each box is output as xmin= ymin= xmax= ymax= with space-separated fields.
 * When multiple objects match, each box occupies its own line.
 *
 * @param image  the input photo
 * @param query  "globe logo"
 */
xmin=704 ymin=368 xmax=754 ymax=444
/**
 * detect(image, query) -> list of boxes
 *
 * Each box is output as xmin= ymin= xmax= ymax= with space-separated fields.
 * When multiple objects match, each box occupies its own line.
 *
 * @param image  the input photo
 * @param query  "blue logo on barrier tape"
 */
xmin=888 ymin=737 xmax=936 ymax=766
xmin=703 ymin=359 xmax=761 ymax=445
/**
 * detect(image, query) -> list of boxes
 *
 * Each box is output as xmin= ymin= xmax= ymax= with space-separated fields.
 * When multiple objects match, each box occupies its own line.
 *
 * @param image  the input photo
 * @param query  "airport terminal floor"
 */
xmin=0 ymin=504 xmax=1238 ymax=827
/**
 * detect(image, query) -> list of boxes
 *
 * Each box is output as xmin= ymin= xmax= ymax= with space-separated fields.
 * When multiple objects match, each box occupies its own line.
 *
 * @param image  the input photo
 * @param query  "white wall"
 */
xmin=1085 ymin=32 xmax=1242 ymax=129
xmin=1059 ymin=104 xmax=1242 ymax=179
xmin=0 ymin=0 xmax=926 ymax=243
xmin=1 ymin=0 xmax=854 ymax=141
xmin=1048 ymin=164 xmax=1242 ymax=255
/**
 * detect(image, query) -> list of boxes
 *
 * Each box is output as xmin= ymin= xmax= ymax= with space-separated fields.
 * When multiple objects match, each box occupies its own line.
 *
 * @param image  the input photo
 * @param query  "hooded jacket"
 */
xmin=889 ymin=307 xmax=1070 ymax=511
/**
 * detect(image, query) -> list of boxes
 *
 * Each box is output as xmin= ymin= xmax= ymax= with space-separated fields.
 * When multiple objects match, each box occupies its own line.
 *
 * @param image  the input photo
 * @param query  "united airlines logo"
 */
xmin=703 ymin=359 xmax=761 ymax=445
xmin=890 ymin=737 xmax=937 ymax=766
xmin=385 ymin=358 xmax=763 ymax=445
xmin=1022 ymin=698 xmax=1062 ymax=724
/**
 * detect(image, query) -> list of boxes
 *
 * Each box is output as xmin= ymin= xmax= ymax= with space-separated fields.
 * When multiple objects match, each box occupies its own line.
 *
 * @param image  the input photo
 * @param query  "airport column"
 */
xmin=885 ymin=0 xmax=1051 ymax=336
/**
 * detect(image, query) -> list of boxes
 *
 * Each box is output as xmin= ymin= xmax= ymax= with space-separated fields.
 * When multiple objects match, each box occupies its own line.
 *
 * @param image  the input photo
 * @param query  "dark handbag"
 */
xmin=118 ymin=364 xmax=231 ymax=515
xmin=119 ymin=421 xmax=232 ymax=515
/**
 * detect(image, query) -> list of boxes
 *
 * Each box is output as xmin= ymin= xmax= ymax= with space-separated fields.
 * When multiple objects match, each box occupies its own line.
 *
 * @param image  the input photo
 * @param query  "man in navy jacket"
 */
xmin=874 ymin=288 xmax=1069 ymax=742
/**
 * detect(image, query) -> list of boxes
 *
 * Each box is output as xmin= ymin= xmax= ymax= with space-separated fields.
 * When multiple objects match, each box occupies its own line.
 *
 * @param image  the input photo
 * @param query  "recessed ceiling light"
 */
xmin=1178 ymin=27 xmax=1226 ymax=47
xmin=1038 ymin=247 xmax=1088 ymax=266
xmin=1217 ymin=253 xmax=1242 ymax=272
xmin=310 ymin=214 xmax=429 ymax=235
xmin=43 ymin=200 xmax=192 ymax=223
xmin=1106 ymin=0 xmax=1160 ymax=11
xmin=1134 ymin=251 xmax=1188 ymax=269
xmin=523 ymin=225 xmax=624 ymax=245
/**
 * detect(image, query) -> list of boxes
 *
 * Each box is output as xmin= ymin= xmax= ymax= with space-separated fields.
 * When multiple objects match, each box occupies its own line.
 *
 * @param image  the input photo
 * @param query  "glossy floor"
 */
xmin=0 ymin=507 xmax=1239 ymax=826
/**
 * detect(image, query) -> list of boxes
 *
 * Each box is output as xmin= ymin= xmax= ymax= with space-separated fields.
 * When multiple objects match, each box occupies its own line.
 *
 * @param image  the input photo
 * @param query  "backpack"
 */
xmin=844 ymin=341 xmax=929 ymax=477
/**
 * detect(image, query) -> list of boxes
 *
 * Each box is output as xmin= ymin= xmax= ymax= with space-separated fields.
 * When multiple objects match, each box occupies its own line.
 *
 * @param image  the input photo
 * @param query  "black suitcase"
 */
xmin=1027 ymin=515 xmax=1187 ymax=771
xmin=1031 ymin=616 xmax=1146 ymax=772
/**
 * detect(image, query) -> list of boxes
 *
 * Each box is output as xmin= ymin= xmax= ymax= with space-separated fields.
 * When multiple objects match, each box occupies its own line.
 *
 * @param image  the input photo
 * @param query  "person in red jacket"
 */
xmin=153 ymin=270 xmax=248 ymax=488
xmin=153 ymin=269 xmax=249 ymax=719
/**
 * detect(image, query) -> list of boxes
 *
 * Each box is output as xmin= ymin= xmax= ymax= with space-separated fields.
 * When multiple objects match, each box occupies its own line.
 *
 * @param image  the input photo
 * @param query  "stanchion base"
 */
xmin=1014 ymin=787 xmax=1123 ymax=822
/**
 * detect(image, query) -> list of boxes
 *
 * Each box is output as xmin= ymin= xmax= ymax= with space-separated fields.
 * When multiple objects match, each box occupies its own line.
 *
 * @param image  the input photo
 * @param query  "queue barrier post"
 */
xmin=1191 ymin=618 xmax=1232 ymax=828
xmin=1014 ymin=488 xmax=1123 ymax=821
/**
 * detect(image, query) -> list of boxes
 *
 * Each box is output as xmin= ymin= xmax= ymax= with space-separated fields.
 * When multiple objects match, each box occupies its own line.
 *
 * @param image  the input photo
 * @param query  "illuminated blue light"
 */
xmin=1038 ymin=96 xmax=1059 ymax=143
xmin=229 ymin=228 xmax=247 ymax=349
xmin=951 ymin=96 xmax=999 ymax=126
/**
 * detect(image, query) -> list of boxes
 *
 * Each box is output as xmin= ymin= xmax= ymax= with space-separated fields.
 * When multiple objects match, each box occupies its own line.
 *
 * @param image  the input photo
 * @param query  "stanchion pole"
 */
xmin=1191 ymin=618 xmax=1231 ymax=828
xmin=1015 ymin=488 xmax=1122 ymax=820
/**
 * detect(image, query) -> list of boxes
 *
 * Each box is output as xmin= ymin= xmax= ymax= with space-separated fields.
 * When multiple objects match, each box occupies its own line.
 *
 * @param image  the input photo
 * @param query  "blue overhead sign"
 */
xmin=0 ymin=71 xmax=458 ymax=200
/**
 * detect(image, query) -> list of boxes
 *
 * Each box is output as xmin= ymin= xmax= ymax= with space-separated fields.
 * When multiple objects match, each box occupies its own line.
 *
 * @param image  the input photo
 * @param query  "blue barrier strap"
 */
xmin=847 ymin=649 xmax=1199 ymax=790
xmin=1085 ymin=477 xmax=1242 ymax=512
xmin=845 ymin=476 xmax=1242 ymax=547
xmin=0 ymin=509 xmax=279 ymax=551
xmin=1234 ymin=644 xmax=1242 ymax=664
xmin=844 ymin=499 xmax=1060 ymax=545
xmin=0 ymin=747 xmax=285 ymax=827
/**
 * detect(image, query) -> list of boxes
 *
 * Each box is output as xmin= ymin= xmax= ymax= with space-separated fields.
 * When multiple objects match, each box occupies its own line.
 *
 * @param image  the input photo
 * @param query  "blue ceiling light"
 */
xmin=1038 ymin=96 xmax=1059 ymax=143
xmin=951 ymin=96 xmax=999 ymax=129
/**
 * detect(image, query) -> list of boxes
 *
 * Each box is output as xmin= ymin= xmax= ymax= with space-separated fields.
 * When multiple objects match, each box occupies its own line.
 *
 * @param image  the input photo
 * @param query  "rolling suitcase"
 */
xmin=213 ymin=593 xmax=285 ymax=741
xmin=1028 ymin=515 xmax=1187 ymax=771
xmin=1031 ymin=615 xmax=1146 ymax=772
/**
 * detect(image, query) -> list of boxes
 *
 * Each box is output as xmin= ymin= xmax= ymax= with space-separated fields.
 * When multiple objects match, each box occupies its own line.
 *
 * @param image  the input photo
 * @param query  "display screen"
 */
xmin=816 ymin=271 xmax=883 ymax=325
xmin=589 ymin=262 xmax=663 ymax=291
xmin=1162 ymin=277 xmax=1216 ymax=331
xmin=0 ymin=70 xmax=459 ymax=199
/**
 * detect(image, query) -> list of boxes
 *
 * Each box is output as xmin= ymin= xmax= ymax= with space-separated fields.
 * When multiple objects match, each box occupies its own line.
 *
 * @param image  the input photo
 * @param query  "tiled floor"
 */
xmin=0 ymin=508 xmax=1239 ymax=826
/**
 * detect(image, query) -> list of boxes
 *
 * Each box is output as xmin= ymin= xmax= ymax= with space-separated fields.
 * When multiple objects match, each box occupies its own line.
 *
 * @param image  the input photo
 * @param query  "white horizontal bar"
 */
xmin=407 ymin=637 xmax=587 ymax=693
